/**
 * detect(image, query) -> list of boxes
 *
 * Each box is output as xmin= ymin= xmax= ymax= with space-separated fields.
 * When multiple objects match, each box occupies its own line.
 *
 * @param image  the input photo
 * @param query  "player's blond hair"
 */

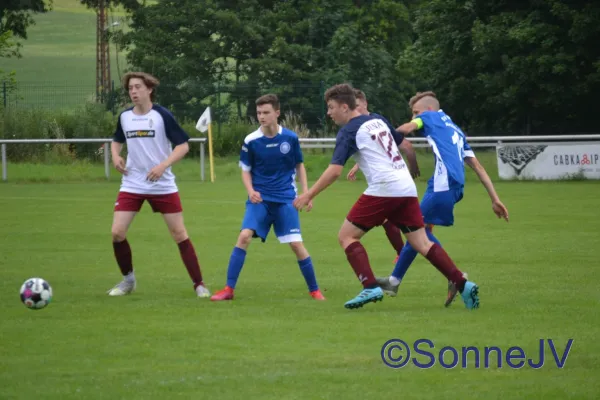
xmin=409 ymin=91 xmax=440 ymax=110
xmin=325 ymin=83 xmax=357 ymax=110
xmin=122 ymin=72 xmax=160 ymax=101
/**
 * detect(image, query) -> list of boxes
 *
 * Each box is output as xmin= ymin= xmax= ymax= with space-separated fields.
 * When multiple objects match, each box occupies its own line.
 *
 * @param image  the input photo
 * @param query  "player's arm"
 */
xmin=296 ymin=163 xmax=309 ymax=194
xmin=292 ymin=137 xmax=309 ymax=194
xmin=399 ymin=139 xmax=420 ymax=178
xmin=148 ymin=109 xmax=191 ymax=181
xmin=161 ymin=142 xmax=189 ymax=168
xmin=347 ymin=163 xmax=360 ymax=180
xmin=306 ymin=132 xmax=357 ymax=199
xmin=464 ymin=156 xmax=509 ymax=222
xmin=111 ymin=115 xmax=127 ymax=175
xmin=396 ymin=118 xmax=423 ymax=135
xmin=308 ymin=164 xmax=343 ymax=199
xmin=147 ymin=142 xmax=189 ymax=181
xmin=241 ymin=170 xmax=261 ymax=203
xmin=239 ymin=142 xmax=262 ymax=203
xmin=294 ymin=132 xmax=355 ymax=210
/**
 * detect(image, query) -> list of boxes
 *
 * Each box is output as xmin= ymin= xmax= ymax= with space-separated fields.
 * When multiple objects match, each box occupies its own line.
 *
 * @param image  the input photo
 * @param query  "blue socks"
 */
xmin=226 ymin=246 xmax=246 ymax=289
xmin=226 ymin=248 xmax=319 ymax=292
xmin=391 ymin=229 xmax=442 ymax=282
xmin=298 ymin=256 xmax=319 ymax=292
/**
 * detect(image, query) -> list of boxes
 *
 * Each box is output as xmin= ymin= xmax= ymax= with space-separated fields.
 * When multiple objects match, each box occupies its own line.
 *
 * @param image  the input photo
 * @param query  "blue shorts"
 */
xmin=240 ymin=200 xmax=302 ymax=243
xmin=420 ymin=187 xmax=464 ymax=226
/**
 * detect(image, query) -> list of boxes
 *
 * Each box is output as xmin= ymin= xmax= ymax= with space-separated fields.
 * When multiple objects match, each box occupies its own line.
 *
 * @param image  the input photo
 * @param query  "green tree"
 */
xmin=0 ymin=0 xmax=52 ymax=57
xmin=116 ymin=0 xmax=417 ymax=129
xmin=404 ymin=0 xmax=600 ymax=135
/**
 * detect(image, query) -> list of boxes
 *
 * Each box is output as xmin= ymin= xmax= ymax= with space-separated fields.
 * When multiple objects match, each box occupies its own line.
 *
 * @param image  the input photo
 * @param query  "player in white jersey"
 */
xmin=293 ymin=84 xmax=479 ymax=310
xmin=107 ymin=72 xmax=210 ymax=298
xmin=346 ymin=88 xmax=421 ymax=261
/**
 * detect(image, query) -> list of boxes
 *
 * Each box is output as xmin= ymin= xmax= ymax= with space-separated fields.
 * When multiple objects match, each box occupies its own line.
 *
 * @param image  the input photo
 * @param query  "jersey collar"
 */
xmin=259 ymin=125 xmax=282 ymax=136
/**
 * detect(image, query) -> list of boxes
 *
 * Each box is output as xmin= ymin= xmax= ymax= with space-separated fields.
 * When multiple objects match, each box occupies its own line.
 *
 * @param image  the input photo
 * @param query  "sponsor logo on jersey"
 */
xmin=125 ymin=130 xmax=156 ymax=139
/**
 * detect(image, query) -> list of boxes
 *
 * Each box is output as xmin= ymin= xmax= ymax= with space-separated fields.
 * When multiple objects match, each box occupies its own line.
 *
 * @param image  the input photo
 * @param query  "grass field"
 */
xmin=1 ymin=153 xmax=600 ymax=399
xmin=2 ymin=0 xmax=127 ymax=108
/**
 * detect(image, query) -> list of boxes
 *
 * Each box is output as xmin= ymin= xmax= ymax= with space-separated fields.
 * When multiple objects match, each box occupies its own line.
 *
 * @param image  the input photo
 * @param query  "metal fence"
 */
xmin=3 ymin=134 xmax=600 ymax=182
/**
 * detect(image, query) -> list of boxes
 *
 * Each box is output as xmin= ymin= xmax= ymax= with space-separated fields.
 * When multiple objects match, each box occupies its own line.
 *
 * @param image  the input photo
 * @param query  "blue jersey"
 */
xmin=239 ymin=126 xmax=303 ymax=203
xmin=412 ymin=110 xmax=475 ymax=192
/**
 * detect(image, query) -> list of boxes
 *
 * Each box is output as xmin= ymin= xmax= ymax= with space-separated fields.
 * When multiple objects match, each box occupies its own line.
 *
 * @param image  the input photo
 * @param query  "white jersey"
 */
xmin=331 ymin=114 xmax=417 ymax=197
xmin=113 ymin=104 xmax=189 ymax=195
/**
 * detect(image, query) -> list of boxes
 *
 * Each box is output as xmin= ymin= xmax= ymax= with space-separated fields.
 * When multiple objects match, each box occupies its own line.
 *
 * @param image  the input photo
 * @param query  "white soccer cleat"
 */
xmin=107 ymin=279 xmax=136 ymax=296
xmin=195 ymin=284 xmax=211 ymax=298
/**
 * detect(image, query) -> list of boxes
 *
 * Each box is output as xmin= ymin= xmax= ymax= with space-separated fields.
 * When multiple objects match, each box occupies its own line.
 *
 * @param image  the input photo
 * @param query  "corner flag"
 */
xmin=196 ymin=107 xmax=215 ymax=182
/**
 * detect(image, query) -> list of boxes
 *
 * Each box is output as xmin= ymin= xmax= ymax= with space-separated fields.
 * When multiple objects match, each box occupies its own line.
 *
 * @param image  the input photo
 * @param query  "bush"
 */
xmin=0 ymin=105 xmax=325 ymax=162
xmin=0 ymin=103 xmax=116 ymax=163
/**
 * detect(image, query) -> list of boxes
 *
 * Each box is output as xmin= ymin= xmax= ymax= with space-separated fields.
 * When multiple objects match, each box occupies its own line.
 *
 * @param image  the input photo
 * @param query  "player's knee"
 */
xmin=337 ymin=233 xmax=354 ymax=249
xmin=237 ymin=229 xmax=254 ymax=248
xmin=111 ymin=227 xmax=127 ymax=242
xmin=407 ymin=231 xmax=432 ymax=255
xmin=289 ymin=241 xmax=303 ymax=252
xmin=169 ymin=225 xmax=188 ymax=243
xmin=289 ymin=242 xmax=308 ymax=257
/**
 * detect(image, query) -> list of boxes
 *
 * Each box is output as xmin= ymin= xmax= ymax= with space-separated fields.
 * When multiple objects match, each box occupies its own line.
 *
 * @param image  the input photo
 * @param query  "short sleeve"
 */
xmin=158 ymin=107 xmax=189 ymax=146
xmin=294 ymin=135 xmax=304 ymax=164
xmin=239 ymin=141 xmax=253 ymax=171
xmin=330 ymin=129 xmax=358 ymax=166
xmin=463 ymin=138 xmax=475 ymax=158
xmin=113 ymin=114 xmax=126 ymax=143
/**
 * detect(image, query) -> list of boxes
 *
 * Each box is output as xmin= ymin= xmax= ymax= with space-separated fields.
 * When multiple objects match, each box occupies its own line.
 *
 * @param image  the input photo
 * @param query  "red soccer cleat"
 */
xmin=310 ymin=289 xmax=326 ymax=300
xmin=210 ymin=286 xmax=234 ymax=301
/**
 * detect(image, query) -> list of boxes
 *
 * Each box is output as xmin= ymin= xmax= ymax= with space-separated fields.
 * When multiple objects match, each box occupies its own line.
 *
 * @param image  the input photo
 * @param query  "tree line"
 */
xmin=2 ymin=0 xmax=599 ymax=135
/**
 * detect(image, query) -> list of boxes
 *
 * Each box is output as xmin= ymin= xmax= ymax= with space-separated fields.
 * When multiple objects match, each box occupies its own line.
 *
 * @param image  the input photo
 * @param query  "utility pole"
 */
xmin=96 ymin=0 xmax=111 ymax=103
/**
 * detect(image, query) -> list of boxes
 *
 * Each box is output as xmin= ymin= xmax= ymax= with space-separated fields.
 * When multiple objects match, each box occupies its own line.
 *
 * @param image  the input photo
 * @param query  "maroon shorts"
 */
xmin=114 ymin=191 xmax=183 ymax=214
xmin=346 ymin=194 xmax=424 ymax=233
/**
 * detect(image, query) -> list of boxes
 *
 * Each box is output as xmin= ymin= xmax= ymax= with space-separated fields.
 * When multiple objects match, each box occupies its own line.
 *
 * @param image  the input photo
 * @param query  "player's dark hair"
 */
xmin=255 ymin=94 xmax=280 ymax=110
xmin=122 ymin=72 xmax=160 ymax=101
xmin=353 ymin=89 xmax=367 ymax=102
xmin=325 ymin=83 xmax=357 ymax=110
xmin=409 ymin=91 xmax=437 ymax=108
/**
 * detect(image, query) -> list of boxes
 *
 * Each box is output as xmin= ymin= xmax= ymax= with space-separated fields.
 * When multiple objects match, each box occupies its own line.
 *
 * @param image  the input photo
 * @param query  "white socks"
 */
xmin=389 ymin=276 xmax=400 ymax=286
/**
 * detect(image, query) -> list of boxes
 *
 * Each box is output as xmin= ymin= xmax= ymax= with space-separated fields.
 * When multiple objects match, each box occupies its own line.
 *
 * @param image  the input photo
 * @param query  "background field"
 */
xmin=2 ymin=0 xmax=127 ymax=108
xmin=2 ymin=1 xmax=600 ymax=398
xmin=1 ymin=153 xmax=600 ymax=399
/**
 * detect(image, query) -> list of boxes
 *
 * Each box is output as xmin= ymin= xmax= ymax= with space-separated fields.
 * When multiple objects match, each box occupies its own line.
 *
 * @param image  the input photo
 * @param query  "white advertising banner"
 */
xmin=496 ymin=142 xmax=600 ymax=180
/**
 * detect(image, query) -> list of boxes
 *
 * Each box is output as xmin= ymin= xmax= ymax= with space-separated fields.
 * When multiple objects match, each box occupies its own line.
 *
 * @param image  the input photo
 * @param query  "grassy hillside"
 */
xmin=1 ymin=0 xmax=128 ymax=109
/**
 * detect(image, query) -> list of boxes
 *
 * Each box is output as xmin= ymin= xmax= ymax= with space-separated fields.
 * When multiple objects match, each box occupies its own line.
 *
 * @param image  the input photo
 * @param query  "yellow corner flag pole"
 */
xmin=196 ymin=107 xmax=215 ymax=182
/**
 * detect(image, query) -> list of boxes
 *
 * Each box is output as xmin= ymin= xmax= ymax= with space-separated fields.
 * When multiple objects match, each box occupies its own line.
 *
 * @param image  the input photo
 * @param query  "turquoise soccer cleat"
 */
xmin=461 ymin=281 xmax=480 ymax=310
xmin=344 ymin=287 xmax=384 ymax=309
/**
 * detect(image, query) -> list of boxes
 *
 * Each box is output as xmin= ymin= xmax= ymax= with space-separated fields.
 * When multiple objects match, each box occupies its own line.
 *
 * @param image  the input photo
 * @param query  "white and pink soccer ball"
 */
xmin=20 ymin=278 xmax=53 ymax=310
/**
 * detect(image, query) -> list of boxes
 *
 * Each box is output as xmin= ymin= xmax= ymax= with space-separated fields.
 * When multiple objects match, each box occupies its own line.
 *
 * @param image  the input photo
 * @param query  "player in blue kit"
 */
xmin=210 ymin=94 xmax=325 ymax=301
xmin=376 ymin=91 xmax=509 ymax=306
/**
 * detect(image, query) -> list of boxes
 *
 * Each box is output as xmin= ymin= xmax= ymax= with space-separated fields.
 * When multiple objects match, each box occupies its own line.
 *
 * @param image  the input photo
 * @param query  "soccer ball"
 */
xmin=20 ymin=277 xmax=53 ymax=310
